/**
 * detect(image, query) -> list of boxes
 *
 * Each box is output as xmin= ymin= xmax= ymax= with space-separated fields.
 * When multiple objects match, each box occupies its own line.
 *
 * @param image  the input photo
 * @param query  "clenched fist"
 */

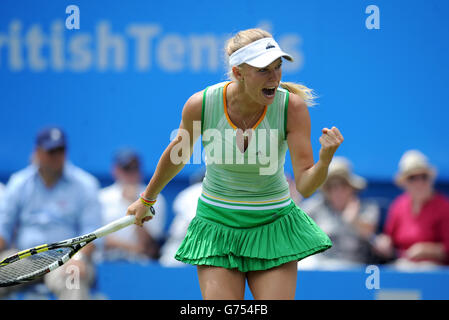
xmin=319 ymin=126 xmax=344 ymax=165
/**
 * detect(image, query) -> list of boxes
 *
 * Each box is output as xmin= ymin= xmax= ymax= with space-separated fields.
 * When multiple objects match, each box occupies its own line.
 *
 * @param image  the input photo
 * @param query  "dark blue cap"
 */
xmin=114 ymin=148 xmax=140 ymax=170
xmin=35 ymin=127 xmax=67 ymax=151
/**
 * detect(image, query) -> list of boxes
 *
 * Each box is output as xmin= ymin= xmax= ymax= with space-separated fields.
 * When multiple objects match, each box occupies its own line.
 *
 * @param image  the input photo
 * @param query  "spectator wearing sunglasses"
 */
xmin=98 ymin=148 xmax=166 ymax=262
xmin=373 ymin=150 xmax=449 ymax=269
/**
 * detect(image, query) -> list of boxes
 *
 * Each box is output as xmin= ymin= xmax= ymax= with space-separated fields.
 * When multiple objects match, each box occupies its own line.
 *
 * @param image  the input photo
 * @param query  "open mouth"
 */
xmin=262 ymin=87 xmax=276 ymax=98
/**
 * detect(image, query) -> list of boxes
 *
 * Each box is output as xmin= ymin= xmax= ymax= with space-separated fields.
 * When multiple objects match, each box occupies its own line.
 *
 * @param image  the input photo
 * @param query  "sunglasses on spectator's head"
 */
xmin=406 ymin=173 xmax=429 ymax=182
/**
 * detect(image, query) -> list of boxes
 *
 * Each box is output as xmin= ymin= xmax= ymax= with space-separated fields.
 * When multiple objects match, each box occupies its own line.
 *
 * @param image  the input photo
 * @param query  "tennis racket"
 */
xmin=0 ymin=206 xmax=155 ymax=287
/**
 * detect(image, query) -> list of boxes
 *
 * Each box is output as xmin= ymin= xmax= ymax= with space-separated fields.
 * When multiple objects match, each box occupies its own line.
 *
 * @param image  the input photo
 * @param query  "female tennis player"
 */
xmin=127 ymin=28 xmax=343 ymax=299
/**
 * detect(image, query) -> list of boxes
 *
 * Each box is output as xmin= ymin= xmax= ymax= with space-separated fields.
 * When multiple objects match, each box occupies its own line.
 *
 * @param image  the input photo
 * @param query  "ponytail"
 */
xmin=280 ymin=82 xmax=317 ymax=107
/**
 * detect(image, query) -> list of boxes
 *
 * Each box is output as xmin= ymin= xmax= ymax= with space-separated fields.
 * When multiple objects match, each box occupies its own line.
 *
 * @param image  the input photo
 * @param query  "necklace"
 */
xmin=230 ymin=105 xmax=265 ymax=137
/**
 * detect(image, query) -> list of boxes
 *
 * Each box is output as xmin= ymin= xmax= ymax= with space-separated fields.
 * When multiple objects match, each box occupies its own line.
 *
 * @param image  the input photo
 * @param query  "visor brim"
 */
xmin=245 ymin=50 xmax=293 ymax=68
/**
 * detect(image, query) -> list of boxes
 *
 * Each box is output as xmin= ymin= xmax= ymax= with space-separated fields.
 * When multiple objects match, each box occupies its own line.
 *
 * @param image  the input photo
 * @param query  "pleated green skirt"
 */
xmin=175 ymin=199 xmax=332 ymax=272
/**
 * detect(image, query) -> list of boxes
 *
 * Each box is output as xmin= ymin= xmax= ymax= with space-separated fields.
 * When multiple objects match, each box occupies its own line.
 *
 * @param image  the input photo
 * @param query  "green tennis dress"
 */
xmin=175 ymin=81 xmax=332 ymax=272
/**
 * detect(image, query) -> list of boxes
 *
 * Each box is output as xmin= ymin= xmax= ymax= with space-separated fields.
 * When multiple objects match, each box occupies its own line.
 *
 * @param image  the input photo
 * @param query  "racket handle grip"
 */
xmin=94 ymin=206 xmax=155 ymax=239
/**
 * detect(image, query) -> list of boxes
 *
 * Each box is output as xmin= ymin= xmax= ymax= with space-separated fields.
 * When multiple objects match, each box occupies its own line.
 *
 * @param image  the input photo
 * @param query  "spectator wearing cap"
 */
xmin=373 ymin=150 xmax=449 ymax=269
xmin=99 ymin=148 xmax=166 ymax=261
xmin=299 ymin=157 xmax=380 ymax=269
xmin=0 ymin=127 xmax=102 ymax=299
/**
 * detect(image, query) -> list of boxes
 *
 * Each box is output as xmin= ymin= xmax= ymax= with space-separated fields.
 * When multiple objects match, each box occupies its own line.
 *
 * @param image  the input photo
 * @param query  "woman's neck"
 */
xmin=227 ymin=81 xmax=265 ymax=117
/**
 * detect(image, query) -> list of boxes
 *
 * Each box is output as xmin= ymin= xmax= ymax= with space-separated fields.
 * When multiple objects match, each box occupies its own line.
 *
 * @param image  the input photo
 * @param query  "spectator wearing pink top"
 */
xmin=373 ymin=150 xmax=449 ymax=269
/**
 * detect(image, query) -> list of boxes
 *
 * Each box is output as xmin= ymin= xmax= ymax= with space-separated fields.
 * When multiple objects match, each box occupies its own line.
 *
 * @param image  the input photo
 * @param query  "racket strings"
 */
xmin=0 ymin=247 xmax=72 ymax=285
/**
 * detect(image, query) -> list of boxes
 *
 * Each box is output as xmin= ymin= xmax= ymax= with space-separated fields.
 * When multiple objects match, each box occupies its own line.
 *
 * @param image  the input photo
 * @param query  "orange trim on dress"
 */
xmin=223 ymin=81 xmax=267 ymax=131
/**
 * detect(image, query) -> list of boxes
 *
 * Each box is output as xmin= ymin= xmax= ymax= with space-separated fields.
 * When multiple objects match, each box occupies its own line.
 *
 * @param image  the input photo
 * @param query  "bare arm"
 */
xmin=287 ymin=93 xmax=343 ymax=198
xmin=127 ymin=91 xmax=203 ymax=225
xmin=405 ymin=242 xmax=447 ymax=262
xmin=142 ymin=92 xmax=203 ymax=199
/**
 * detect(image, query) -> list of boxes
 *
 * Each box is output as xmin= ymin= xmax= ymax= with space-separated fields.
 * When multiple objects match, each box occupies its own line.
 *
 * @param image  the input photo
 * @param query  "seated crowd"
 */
xmin=0 ymin=127 xmax=448 ymax=299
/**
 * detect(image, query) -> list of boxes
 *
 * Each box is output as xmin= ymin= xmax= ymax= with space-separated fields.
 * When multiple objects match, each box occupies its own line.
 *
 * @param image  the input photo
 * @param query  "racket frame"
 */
xmin=0 ymin=207 xmax=154 ymax=287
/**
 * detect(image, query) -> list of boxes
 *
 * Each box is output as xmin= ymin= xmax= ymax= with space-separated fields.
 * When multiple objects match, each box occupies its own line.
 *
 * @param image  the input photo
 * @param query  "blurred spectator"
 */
xmin=373 ymin=150 xmax=449 ymax=269
xmin=159 ymin=168 xmax=204 ymax=267
xmin=0 ymin=182 xmax=4 ymax=199
xmin=99 ymin=148 xmax=166 ymax=262
xmin=298 ymin=157 xmax=380 ymax=269
xmin=0 ymin=127 xmax=102 ymax=299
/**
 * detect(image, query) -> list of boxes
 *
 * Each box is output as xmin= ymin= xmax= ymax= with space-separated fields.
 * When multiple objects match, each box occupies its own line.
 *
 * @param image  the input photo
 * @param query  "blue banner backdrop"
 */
xmin=1 ymin=0 xmax=448 ymax=181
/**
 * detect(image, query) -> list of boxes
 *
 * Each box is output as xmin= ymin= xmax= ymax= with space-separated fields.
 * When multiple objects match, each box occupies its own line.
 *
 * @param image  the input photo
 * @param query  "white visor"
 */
xmin=229 ymin=37 xmax=293 ymax=68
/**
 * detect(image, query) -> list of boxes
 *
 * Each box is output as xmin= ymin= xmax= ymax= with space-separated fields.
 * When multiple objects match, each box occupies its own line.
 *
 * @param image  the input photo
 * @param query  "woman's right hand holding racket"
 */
xmin=126 ymin=198 xmax=155 ymax=227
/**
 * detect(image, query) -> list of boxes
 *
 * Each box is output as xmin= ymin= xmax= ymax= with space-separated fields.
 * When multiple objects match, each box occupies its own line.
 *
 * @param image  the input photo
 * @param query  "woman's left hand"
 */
xmin=319 ymin=126 xmax=344 ymax=165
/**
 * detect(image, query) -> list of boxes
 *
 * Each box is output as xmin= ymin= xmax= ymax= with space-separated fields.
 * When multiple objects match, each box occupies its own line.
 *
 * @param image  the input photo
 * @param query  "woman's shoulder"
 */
xmin=182 ymin=90 xmax=204 ymax=120
xmin=183 ymin=81 xmax=229 ymax=120
xmin=285 ymin=91 xmax=309 ymax=135
xmin=186 ymin=90 xmax=204 ymax=106
xmin=206 ymin=81 xmax=229 ymax=91
xmin=287 ymin=91 xmax=308 ymax=111
xmin=185 ymin=81 xmax=227 ymax=106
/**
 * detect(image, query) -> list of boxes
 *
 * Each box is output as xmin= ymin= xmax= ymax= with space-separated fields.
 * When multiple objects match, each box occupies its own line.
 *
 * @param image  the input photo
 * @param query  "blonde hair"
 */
xmin=225 ymin=28 xmax=316 ymax=106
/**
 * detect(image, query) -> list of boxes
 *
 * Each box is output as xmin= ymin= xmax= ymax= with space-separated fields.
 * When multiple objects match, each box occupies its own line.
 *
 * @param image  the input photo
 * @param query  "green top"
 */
xmin=200 ymin=81 xmax=292 ymax=213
